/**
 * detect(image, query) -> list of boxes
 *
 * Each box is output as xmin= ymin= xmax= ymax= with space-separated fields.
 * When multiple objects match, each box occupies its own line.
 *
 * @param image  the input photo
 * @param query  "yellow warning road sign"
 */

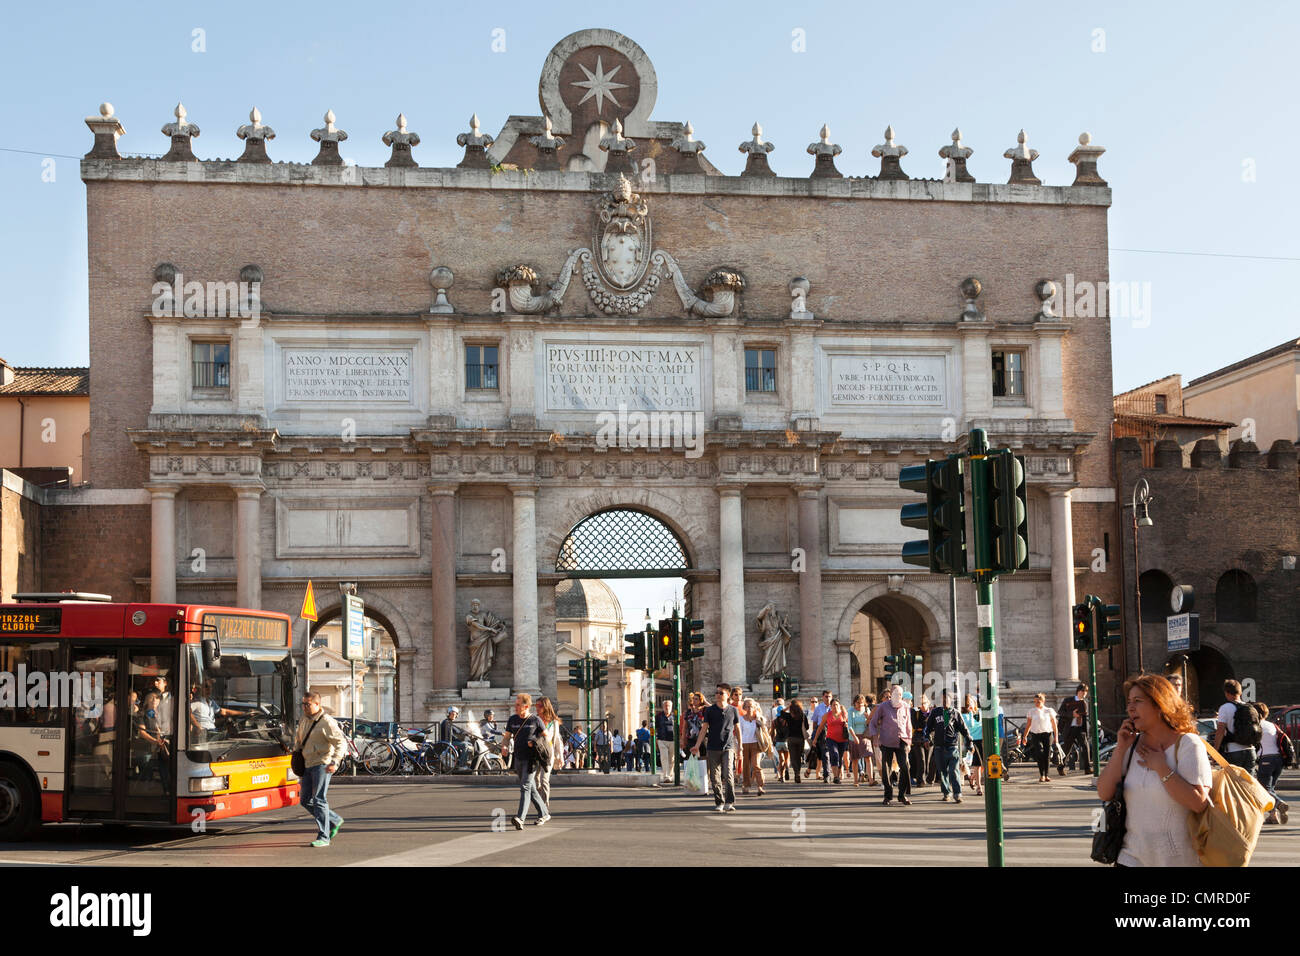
xmin=986 ymin=754 xmax=1004 ymax=779
xmin=299 ymin=580 xmax=318 ymax=621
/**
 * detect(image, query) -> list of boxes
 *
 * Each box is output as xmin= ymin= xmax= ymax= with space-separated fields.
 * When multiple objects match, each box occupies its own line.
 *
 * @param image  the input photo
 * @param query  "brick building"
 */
xmin=1113 ymin=436 xmax=1300 ymax=713
xmin=36 ymin=28 xmax=1126 ymax=722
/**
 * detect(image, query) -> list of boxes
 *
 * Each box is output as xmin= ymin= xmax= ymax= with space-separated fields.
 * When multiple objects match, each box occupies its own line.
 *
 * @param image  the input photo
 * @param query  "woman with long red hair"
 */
xmin=1096 ymin=673 xmax=1211 ymax=866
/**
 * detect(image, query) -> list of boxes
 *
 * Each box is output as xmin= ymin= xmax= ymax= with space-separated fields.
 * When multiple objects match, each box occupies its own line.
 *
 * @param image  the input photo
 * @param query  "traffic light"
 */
xmin=567 ymin=658 xmax=587 ymax=688
xmin=883 ymin=654 xmax=901 ymax=677
xmin=988 ymin=450 xmax=1029 ymax=573
xmin=1072 ymin=603 xmax=1093 ymax=651
xmin=657 ymin=618 xmax=680 ymax=663
xmin=624 ymin=632 xmax=646 ymax=670
xmin=682 ymin=619 xmax=705 ymax=661
xmin=1100 ymin=603 xmax=1122 ymax=646
xmin=592 ymin=658 xmax=609 ymax=687
xmin=773 ymin=672 xmax=786 ymax=699
xmin=899 ymin=456 xmax=966 ymax=575
xmin=786 ymin=677 xmax=800 ymax=698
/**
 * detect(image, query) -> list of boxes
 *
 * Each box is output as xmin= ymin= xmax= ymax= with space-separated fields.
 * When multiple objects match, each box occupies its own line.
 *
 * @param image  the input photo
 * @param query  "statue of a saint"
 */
xmin=466 ymin=599 xmax=508 ymax=683
xmin=757 ymin=602 xmax=793 ymax=679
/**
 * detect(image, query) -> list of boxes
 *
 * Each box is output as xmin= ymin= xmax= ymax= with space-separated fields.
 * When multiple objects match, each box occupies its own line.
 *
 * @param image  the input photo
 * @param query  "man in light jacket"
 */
xmin=297 ymin=692 xmax=347 ymax=847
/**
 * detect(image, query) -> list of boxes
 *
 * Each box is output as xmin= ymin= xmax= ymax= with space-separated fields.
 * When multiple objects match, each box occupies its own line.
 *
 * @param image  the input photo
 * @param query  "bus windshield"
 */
xmin=185 ymin=646 xmax=294 ymax=762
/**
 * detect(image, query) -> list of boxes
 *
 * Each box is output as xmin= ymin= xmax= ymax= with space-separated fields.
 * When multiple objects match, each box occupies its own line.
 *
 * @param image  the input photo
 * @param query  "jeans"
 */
xmin=817 ymin=737 xmax=830 ymax=779
xmin=516 ymin=761 xmax=548 ymax=822
xmin=536 ymin=766 xmax=552 ymax=806
xmin=706 ymin=749 xmax=736 ymax=806
xmin=1225 ymin=747 xmax=1257 ymax=776
xmin=301 ymin=764 xmax=342 ymax=842
xmin=881 ymin=744 xmax=911 ymax=800
xmin=1257 ymin=755 xmax=1287 ymax=809
xmin=935 ymin=744 xmax=962 ymax=796
xmin=824 ymin=738 xmax=844 ymax=775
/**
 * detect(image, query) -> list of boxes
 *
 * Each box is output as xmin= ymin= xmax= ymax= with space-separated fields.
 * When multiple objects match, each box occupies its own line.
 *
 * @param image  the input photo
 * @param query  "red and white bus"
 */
xmin=0 ymin=594 xmax=300 ymax=839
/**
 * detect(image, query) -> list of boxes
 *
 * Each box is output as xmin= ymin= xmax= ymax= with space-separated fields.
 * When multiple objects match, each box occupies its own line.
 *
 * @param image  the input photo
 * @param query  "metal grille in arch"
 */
xmin=555 ymin=509 xmax=690 ymax=577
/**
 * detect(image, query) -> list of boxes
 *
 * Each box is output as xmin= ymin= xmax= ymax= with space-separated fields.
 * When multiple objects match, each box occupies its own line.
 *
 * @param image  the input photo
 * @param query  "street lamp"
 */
xmin=1128 ymin=479 xmax=1155 ymax=674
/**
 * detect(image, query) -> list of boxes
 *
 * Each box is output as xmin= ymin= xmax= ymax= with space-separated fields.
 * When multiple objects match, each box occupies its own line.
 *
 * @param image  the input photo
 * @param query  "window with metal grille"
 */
xmin=991 ymin=349 xmax=1025 ymax=398
xmin=466 ymin=344 xmax=499 ymax=390
xmin=192 ymin=340 xmax=230 ymax=390
xmin=556 ymin=509 xmax=690 ymax=577
xmin=745 ymin=348 xmax=776 ymax=393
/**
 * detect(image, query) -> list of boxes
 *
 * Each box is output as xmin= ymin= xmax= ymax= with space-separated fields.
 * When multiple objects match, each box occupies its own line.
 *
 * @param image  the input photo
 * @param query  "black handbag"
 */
xmin=1091 ymin=739 xmax=1137 ymax=865
xmin=292 ymin=715 xmax=323 ymax=777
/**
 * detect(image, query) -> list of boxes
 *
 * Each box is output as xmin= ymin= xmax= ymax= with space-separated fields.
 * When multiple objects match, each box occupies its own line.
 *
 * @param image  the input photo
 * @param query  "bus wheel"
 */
xmin=0 ymin=764 xmax=39 ymax=841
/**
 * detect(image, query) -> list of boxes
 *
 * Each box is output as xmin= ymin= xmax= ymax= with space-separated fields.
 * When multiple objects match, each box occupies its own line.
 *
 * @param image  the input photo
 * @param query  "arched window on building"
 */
xmin=1139 ymin=570 xmax=1174 ymax=622
xmin=1215 ymin=570 xmax=1258 ymax=623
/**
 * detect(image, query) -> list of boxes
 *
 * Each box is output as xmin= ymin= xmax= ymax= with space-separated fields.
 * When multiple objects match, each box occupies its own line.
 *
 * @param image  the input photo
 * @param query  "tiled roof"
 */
xmin=0 ymin=367 xmax=89 ymax=396
xmin=1113 ymin=373 xmax=1181 ymax=399
xmin=1186 ymin=337 xmax=1300 ymax=388
xmin=1113 ymin=411 xmax=1235 ymax=428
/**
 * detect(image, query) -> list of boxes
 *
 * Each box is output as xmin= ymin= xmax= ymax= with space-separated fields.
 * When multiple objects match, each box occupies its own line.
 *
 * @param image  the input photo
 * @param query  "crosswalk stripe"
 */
xmin=346 ymin=826 xmax=565 ymax=866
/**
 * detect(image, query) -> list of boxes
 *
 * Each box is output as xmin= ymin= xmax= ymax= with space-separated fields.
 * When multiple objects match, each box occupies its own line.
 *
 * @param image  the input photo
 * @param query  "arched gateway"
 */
xmin=82 ymin=28 xmax=1112 ymax=728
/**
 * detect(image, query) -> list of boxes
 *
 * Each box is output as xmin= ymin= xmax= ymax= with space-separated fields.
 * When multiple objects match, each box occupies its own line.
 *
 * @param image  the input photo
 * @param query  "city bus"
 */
xmin=0 ymin=594 xmax=300 ymax=840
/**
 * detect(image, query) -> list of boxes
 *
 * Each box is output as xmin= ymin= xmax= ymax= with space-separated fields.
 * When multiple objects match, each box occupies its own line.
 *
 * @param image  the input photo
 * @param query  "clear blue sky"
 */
xmin=1 ymin=0 xmax=1295 ymax=392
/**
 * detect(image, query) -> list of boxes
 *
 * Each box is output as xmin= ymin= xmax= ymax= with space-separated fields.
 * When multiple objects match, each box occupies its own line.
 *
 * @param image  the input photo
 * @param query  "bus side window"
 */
xmin=0 ymin=641 xmax=63 ymax=727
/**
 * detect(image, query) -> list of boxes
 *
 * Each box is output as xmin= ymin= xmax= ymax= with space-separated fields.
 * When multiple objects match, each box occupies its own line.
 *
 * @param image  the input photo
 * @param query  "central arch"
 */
xmin=555 ymin=507 xmax=692 ymax=577
xmin=835 ymin=581 xmax=949 ymax=700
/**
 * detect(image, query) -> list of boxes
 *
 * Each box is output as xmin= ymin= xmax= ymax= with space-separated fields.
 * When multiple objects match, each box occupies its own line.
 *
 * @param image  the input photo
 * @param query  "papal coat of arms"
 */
xmin=594 ymin=175 xmax=650 ymax=290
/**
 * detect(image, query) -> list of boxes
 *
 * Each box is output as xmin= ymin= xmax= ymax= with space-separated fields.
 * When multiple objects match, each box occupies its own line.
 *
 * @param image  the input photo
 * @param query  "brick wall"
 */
xmin=0 ymin=483 xmax=43 ymax=598
xmin=1110 ymin=436 xmax=1300 ymax=713
xmin=40 ymin=504 xmax=150 ymax=601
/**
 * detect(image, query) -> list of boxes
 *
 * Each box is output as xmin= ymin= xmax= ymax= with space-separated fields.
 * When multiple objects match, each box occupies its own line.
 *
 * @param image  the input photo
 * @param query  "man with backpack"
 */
xmin=1214 ymin=679 xmax=1262 ymax=774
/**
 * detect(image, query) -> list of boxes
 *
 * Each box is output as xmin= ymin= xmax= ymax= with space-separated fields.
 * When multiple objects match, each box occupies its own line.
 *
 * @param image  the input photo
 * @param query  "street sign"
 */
xmin=299 ymin=580 xmax=318 ymax=621
xmin=343 ymin=593 xmax=366 ymax=662
xmin=1166 ymin=612 xmax=1200 ymax=653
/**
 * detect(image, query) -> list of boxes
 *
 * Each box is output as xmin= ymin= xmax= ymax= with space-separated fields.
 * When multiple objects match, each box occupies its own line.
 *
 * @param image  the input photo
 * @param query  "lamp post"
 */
xmin=1128 ymin=479 xmax=1154 ymax=674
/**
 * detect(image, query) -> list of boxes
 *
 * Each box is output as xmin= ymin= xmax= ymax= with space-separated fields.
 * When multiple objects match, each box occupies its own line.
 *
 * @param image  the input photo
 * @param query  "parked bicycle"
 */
xmin=361 ymin=726 xmax=440 ymax=775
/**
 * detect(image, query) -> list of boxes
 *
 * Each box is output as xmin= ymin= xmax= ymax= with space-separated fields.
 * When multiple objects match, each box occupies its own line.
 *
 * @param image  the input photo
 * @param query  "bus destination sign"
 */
xmin=201 ymin=613 xmax=289 ymax=646
xmin=0 ymin=608 xmax=62 ymax=634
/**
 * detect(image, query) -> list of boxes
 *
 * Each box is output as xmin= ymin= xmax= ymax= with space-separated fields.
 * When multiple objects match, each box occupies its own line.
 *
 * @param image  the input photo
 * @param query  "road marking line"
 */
xmin=347 ymin=827 xmax=566 ymax=867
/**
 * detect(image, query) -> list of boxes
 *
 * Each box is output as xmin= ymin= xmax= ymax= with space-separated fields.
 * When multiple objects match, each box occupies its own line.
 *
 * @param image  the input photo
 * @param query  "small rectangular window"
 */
xmin=466 ymin=344 xmax=499 ymax=390
xmin=991 ymin=350 xmax=1025 ymax=398
xmin=192 ymin=340 xmax=230 ymax=391
xmin=1154 ymin=394 xmax=1167 ymax=415
xmin=745 ymin=348 xmax=777 ymax=393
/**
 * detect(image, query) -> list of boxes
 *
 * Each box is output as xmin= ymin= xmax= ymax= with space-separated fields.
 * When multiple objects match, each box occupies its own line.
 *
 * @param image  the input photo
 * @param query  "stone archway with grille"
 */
xmin=555 ymin=508 xmax=692 ymax=578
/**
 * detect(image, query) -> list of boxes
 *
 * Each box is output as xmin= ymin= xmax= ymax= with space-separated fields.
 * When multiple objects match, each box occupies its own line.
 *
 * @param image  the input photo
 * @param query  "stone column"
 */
xmin=511 ymin=484 xmax=539 ymax=693
xmin=429 ymin=484 xmax=458 ymax=690
xmin=1049 ymin=489 xmax=1079 ymax=682
xmin=718 ymin=486 xmax=747 ymax=686
xmin=797 ymin=488 xmax=824 ymax=687
xmin=834 ymin=639 xmax=854 ymax=701
xmin=234 ymin=486 xmax=263 ymax=609
xmin=147 ymin=484 xmax=179 ymax=603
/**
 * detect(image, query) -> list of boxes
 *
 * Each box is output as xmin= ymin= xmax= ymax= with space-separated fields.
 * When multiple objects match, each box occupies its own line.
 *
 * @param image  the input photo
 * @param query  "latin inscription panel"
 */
xmin=283 ymin=347 xmax=414 ymax=402
xmin=544 ymin=343 xmax=702 ymax=411
xmin=828 ymin=354 xmax=946 ymax=407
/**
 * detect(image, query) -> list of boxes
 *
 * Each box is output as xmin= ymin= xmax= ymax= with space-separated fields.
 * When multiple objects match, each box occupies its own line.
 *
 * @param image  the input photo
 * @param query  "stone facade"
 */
xmin=69 ymin=29 xmax=1122 ymax=723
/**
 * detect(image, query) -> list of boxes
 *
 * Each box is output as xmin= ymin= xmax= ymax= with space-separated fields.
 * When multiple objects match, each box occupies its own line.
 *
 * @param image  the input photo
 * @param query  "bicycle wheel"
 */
xmin=362 ymin=740 xmax=397 ymax=776
xmin=477 ymin=754 xmax=505 ymax=775
xmin=426 ymin=742 xmax=458 ymax=775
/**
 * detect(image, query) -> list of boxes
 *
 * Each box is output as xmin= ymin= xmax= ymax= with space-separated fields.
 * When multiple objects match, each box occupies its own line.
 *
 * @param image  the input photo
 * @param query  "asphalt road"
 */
xmin=2 ymin=770 xmax=1296 ymax=867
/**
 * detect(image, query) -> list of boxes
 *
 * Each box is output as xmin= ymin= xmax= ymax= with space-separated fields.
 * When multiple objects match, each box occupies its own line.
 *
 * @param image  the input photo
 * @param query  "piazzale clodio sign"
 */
xmin=70 ymin=27 xmax=1122 ymax=723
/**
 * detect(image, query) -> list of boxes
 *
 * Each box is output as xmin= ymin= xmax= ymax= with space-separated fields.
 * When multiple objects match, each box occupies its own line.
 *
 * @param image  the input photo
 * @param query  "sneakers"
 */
xmin=941 ymin=794 xmax=951 ymax=803
xmin=310 ymin=838 xmax=330 ymax=847
xmin=953 ymin=796 xmax=964 ymax=804
xmin=510 ymin=816 xmax=524 ymax=830
xmin=882 ymin=798 xmax=895 ymax=807
xmin=715 ymin=803 xmax=726 ymax=812
xmin=1281 ymin=804 xmax=1290 ymax=825
xmin=329 ymin=818 xmax=344 ymax=840
xmin=534 ymin=814 xmax=551 ymax=827
xmin=724 ymin=803 xmax=737 ymax=812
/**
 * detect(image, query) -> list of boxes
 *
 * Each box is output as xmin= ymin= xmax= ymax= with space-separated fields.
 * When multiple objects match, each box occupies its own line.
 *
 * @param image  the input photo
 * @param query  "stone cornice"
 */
xmin=81 ymin=158 xmax=1111 ymax=208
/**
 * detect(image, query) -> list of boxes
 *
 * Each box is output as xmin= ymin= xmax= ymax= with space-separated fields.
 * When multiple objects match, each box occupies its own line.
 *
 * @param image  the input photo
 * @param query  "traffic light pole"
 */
xmin=1088 ymin=644 xmax=1101 ymax=779
xmin=673 ymin=662 xmax=682 ymax=787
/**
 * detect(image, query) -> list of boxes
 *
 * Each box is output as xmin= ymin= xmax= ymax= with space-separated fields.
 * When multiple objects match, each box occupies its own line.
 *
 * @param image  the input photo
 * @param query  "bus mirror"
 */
xmin=202 ymin=637 xmax=221 ymax=666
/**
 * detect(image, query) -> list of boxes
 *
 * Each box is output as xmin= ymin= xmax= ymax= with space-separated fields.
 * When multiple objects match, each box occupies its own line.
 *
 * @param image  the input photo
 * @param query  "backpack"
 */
xmin=1276 ymin=727 xmax=1295 ymax=766
xmin=1227 ymin=701 xmax=1263 ymax=749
